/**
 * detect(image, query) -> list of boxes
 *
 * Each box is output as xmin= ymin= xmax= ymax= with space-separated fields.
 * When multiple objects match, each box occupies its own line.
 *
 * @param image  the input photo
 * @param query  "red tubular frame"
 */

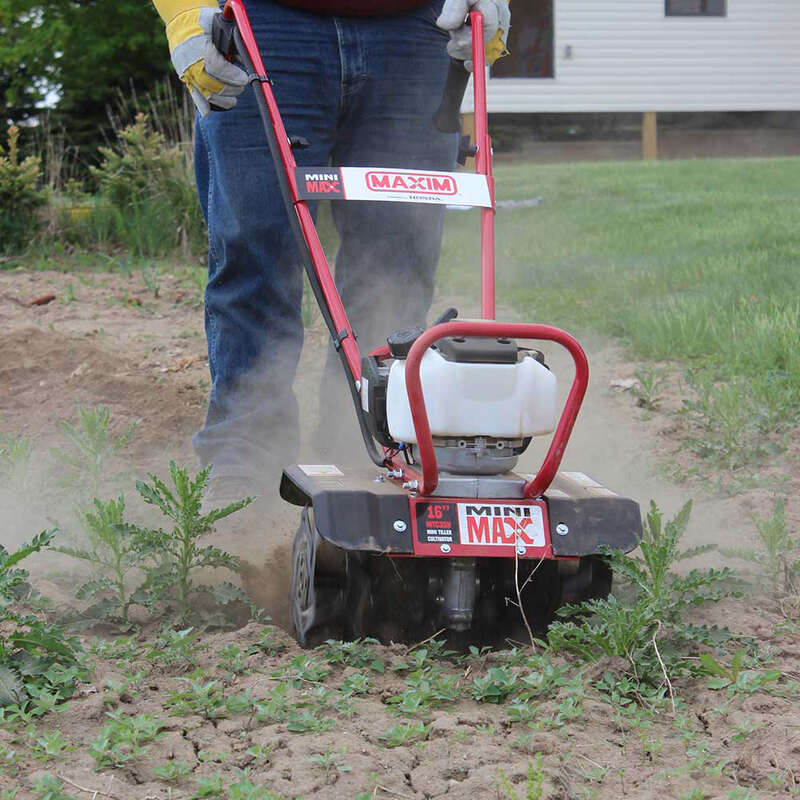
xmin=469 ymin=12 xmax=496 ymax=321
xmin=403 ymin=321 xmax=589 ymax=498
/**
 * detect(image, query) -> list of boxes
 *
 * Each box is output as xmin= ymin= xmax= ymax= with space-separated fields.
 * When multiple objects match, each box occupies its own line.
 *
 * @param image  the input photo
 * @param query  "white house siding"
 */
xmin=479 ymin=0 xmax=800 ymax=113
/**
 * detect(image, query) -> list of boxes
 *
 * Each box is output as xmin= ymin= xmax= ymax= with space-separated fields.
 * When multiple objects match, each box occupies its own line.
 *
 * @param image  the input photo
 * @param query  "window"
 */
xmin=490 ymin=0 xmax=553 ymax=78
xmin=665 ymin=0 xmax=726 ymax=16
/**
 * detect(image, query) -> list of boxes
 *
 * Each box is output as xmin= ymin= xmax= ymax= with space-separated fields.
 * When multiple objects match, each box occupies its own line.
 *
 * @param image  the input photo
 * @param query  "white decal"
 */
xmin=298 ymin=464 xmax=344 ymax=477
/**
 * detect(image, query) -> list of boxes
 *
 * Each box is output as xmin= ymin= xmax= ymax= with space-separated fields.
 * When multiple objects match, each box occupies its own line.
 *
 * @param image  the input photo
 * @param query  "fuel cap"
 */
xmin=387 ymin=326 xmax=425 ymax=359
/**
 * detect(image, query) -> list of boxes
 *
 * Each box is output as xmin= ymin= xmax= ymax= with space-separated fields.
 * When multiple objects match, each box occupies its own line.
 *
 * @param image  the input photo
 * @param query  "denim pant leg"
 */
xmin=316 ymin=3 xmax=457 ymax=446
xmin=193 ymin=2 xmax=341 ymax=480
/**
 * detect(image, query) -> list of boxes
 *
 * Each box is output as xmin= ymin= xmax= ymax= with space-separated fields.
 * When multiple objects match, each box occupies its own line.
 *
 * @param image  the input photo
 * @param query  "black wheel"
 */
xmin=560 ymin=556 xmax=612 ymax=605
xmin=290 ymin=507 xmax=316 ymax=647
xmin=289 ymin=507 xmax=348 ymax=647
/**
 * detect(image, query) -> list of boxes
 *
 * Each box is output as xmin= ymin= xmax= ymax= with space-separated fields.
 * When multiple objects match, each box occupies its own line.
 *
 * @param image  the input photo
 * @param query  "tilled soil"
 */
xmin=1 ymin=268 xmax=799 ymax=799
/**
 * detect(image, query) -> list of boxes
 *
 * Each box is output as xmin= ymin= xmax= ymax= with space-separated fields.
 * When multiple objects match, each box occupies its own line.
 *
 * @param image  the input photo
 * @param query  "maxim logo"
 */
xmin=365 ymin=171 xmax=457 ymax=195
xmin=457 ymin=504 xmax=545 ymax=547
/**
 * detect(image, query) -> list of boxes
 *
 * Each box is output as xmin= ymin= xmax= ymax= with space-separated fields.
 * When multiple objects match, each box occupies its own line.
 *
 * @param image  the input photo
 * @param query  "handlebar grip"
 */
xmin=211 ymin=11 xmax=238 ymax=58
xmin=209 ymin=12 xmax=240 ymax=112
xmin=432 ymin=58 xmax=470 ymax=134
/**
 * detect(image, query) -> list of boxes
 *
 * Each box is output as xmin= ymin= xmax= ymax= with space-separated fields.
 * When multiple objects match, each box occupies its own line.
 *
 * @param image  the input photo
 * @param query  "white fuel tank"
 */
xmin=386 ymin=348 xmax=558 ymax=444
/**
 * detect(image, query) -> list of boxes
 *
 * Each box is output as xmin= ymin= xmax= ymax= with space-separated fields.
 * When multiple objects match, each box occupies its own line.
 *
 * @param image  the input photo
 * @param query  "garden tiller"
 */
xmin=213 ymin=1 xmax=642 ymax=646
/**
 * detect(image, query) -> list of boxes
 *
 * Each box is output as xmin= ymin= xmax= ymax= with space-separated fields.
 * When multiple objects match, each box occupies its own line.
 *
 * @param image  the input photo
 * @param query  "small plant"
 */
xmin=679 ymin=788 xmax=708 ymax=800
xmin=307 ymin=749 xmax=351 ymax=776
xmin=471 ymin=666 xmax=518 ymax=703
xmin=88 ymin=711 xmax=163 ymax=769
xmin=253 ymin=685 xmax=290 ymax=725
xmin=128 ymin=462 xmax=253 ymax=624
xmin=379 ymin=721 xmax=429 ymax=748
xmin=217 ymin=643 xmax=249 ymax=676
xmin=340 ymin=672 xmax=370 ymax=697
xmin=497 ymin=757 xmax=545 ymax=800
xmin=192 ymin=774 xmax=224 ymax=799
xmin=226 ymin=772 xmax=286 ymax=800
xmin=166 ymin=671 xmax=227 ymax=720
xmin=285 ymin=709 xmax=335 ymax=733
xmin=722 ymin=498 xmax=799 ymax=601
xmin=0 ymin=530 xmax=82 ymax=709
xmin=55 ymin=496 xmax=146 ymax=624
xmin=252 ymin=626 xmax=287 ymax=656
xmin=281 ymin=654 xmax=331 ymax=687
xmin=318 ymin=638 xmax=385 ymax=672
xmin=141 ymin=264 xmax=161 ymax=298
xmin=153 ymin=760 xmax=193 ymax=781
xmin=145 ymin=626 xmax=200 ymax=670
xmin=31 ymin=730 xmax=72 ymax=761
xmin=51 ymin=406 xmax=137 ymax=499
xmin=386 ymin=661 xmax=460 ymax=716
xmin=698 ymin=650 xmax=781 ymax=697
xmin=632 ymin=365 xmax=666 ymax=411
xmin=245 ymin=743 xmax=272 ymax=764
xmin=30 ymin=774 xmax=77 ymax=800
xmin=682 ymin=372 xmax=769 ymax=470
xmin=0 ymin=434 xmax=34 ymax=495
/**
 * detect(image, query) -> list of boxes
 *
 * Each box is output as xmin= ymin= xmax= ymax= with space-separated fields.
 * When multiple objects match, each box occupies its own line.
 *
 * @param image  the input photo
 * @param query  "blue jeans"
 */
xmin=193 ymin=0 xmax=456 ymax=481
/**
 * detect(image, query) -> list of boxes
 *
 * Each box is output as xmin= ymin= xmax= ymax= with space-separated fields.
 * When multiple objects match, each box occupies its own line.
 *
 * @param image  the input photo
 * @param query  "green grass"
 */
xmin=439 ymin=157 xmax=800 ymax=469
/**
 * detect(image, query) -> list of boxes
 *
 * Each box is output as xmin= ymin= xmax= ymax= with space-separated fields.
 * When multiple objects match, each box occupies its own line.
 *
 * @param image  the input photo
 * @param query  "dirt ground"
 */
xmin=1 ymin=268 xmax=799 ymax=799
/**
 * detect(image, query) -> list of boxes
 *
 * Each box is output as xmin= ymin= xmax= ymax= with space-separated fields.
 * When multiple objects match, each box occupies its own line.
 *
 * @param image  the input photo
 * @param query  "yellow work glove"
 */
xmin=154 ymin=0 xmax=248 ymax=116
xmin=436 ymin=0 xmax=510 ymax=71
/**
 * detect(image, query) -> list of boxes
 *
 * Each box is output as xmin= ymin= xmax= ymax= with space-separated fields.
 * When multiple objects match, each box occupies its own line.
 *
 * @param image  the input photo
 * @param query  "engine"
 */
xmin=361 ymin=331 xmax=558 ymax=476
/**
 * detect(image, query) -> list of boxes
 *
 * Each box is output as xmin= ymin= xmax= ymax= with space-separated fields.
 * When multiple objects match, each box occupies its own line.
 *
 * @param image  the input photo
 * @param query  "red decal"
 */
xmin=365 ymin=171 xmax=457 ymax=196
xmin=465 ymin=517 xmax=490 ymax=544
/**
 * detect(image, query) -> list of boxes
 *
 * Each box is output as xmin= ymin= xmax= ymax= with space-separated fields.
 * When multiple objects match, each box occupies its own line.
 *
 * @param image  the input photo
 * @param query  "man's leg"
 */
xmin=193 ymin=1 xmax=341 ymax=487
xmin=315 ymin=2 xmax=457 ymax=456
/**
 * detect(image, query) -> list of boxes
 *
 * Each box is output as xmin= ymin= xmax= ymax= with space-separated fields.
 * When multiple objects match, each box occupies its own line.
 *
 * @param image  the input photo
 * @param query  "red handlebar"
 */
xmin=404 ymin=321 xmax=589 ymax=497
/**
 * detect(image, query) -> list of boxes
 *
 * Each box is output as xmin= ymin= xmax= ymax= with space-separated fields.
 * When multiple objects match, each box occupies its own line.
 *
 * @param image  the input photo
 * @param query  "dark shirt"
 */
xmin=276 ymin=0 xmax=431 ymax=15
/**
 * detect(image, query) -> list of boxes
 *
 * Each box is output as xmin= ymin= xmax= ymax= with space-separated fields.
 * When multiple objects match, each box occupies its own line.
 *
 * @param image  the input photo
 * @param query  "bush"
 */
xmin=89 ymin=113 xmax=204 ymax=257
xmin=0 ymin=125 xmax=47 ymax=254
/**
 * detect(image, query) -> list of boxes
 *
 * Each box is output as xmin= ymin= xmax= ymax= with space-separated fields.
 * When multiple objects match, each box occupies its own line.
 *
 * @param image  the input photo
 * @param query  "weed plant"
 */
xmin=0 ymin=434 xmax=34 ymax=495
xmin=56 ymin=462 xmax=254 ymax=628
xmin=721 ymin=498 xmax=799 ymax=601
xmin=0 ymin=531 xmax=81 ymax=708
xmin=51 ymin=406 xmax=137 ymax=501
xmin=88 ymin=710 xmax=163 ymax=769
xmin=54 ymin=497 xmax=146 ymax=625
xmin=126 ymin=462 xmax=253 ymax=625
xmin=548 ymin=501 xmax=739 ymax=698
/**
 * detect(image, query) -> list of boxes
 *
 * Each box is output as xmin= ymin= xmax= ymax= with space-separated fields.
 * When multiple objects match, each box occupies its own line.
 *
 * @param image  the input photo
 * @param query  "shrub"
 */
xmin=0 ymin=125 xmax=46 ymax=255
xmin=89 ymin=113 xmax=204 ymax=257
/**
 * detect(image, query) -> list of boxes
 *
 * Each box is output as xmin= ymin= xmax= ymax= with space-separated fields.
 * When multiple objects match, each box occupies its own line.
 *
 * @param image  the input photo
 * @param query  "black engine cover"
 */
xmin=360 ymin=356 xmax=396 ymax=448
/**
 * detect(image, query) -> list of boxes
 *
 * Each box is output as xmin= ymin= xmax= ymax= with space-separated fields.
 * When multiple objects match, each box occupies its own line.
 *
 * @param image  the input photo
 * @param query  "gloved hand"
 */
xmin=153 ymin=0 xmax=248 ymax=116
xmin=436 ymin=0 xmax=510 ymax=72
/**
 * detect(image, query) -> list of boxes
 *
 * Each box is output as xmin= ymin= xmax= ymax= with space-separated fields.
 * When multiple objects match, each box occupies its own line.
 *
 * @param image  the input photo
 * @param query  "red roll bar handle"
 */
xmin=404 ymin=321 xmax=589 ymax=498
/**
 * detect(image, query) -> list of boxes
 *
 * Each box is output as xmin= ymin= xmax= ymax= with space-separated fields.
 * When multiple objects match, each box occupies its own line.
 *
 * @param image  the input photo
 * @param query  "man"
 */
xmin=153 ymin=0 xmax=510 ymax=499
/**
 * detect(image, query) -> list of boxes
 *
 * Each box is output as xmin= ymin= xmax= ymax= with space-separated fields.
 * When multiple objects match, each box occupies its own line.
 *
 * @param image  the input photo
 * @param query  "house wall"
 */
xmin=475 ymin=0 xmax=800 ymax=113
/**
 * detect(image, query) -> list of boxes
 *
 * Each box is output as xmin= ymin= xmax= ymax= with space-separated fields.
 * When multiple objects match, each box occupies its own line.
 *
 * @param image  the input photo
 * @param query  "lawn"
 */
xmin=440 ymin=157 xmax=800 ymax=470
